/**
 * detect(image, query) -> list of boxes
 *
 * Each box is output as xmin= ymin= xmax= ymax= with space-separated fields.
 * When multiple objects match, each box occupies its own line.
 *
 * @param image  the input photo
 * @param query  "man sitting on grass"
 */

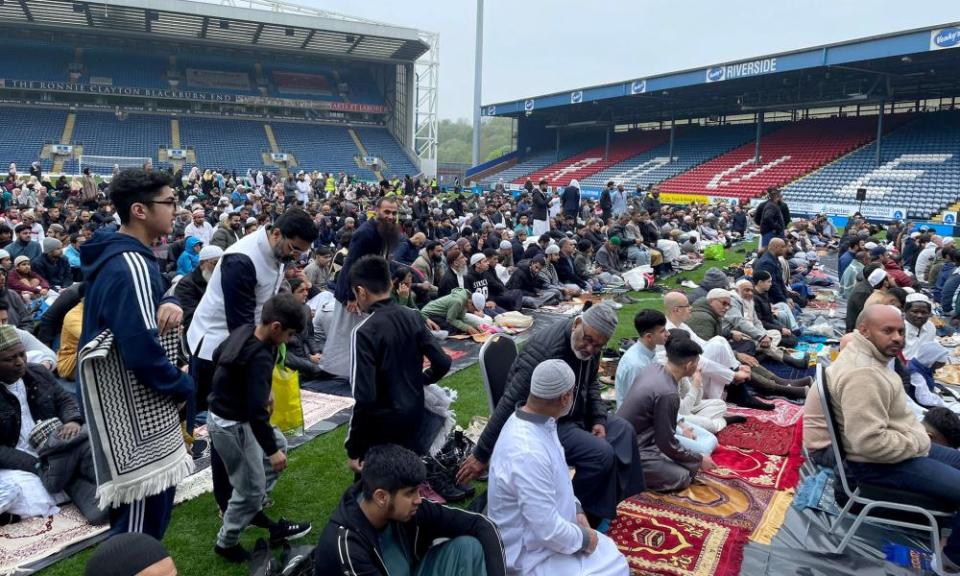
xmin=314 ymin=443 xmax=506 ymax=576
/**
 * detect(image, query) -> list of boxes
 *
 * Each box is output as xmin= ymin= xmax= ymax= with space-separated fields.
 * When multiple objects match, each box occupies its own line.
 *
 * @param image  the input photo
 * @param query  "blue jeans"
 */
xmin=845 ymin=443 xmax=960 ymax=562
xmin=760 ymin=231 xmax=779 ymax=250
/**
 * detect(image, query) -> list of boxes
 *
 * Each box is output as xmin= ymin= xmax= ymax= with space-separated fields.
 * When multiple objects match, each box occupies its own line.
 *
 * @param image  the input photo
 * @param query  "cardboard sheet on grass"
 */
xmin=0 ymin=390 xmax=354 ymax=576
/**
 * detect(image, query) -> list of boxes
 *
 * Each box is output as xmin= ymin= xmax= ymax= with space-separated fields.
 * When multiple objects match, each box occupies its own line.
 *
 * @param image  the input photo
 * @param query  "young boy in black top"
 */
xmin=207 ymin=292 xmax=311 ymax=563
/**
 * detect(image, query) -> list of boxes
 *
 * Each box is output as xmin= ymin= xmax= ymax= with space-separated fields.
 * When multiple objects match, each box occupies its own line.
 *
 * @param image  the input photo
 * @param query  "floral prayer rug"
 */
xmin=609 ymin=499 xmax=749 ymax=576
xmin=716 ymin=417 xmax=796 ymax=456
xmin=705 ymin=445 xmax=803 ymax=490
xmin=725 ymin=397 xmax=804 ymax=427
xmin=0 ymin=505 xmax=107 ymax=575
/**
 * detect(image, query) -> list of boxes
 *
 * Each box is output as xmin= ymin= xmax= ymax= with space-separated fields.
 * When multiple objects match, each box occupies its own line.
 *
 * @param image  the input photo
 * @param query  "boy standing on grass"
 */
xmin=207 ymin=292 xmax=312 ymax=563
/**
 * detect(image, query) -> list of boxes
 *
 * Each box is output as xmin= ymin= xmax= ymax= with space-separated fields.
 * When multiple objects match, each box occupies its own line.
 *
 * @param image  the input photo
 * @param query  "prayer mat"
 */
xmin=625 ymin=477 xmax=794 ymax=546
xmin=609 ymin=499 xmax=749 ymax=576
xmin=725 ymin=398 xmax=804 ymax=427
xmin=0 ymin=505 xmax=108 ymax=575
xmin=705 ymin=445 xmax=803 ymax=491
xmin=423 ymin=347 xmax=468 ymax=370
xmin=716 ymin=417 xmax=796 ymax=456
xmin=805 ymin=300 xmax=838 ymax=310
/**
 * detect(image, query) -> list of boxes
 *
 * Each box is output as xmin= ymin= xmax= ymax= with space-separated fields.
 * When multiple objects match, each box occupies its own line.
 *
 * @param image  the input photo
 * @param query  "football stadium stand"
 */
xmin=514 ymin=131 xmax=671 ymax=187
xmin=179 ymin=116 xmax=269 ymax=173
xmin=65 ymin=111 xmax=173 ymax=173
xmin=481 ymin=141 xmax=601 ymax=186
xmin=783 ymin=111 xmax=960 ymax=220
xmin=270 ymin=121 xmax=359 ymax=175
xmin=656 ymin=116 xmax=889 ymax=200
xmin=0 ymin=107 xmax=68 ymax=172
xmin=354 ymin=127 xmax=421 ymax=177
xmin=580 ymin=124 xmax=757 ymax=190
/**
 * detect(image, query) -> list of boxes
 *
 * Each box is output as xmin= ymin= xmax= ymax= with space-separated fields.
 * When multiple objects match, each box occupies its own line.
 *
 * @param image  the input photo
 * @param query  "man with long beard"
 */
xmin=322 ymin=197 xmax=400 ymax=379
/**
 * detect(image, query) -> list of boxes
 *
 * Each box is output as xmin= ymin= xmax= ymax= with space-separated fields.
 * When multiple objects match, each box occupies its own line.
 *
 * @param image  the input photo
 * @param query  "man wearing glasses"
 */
xmin=79 ymin=170 xmax=194 ymax=538
xmin=187 ymin=206 xmax=318 ymax=412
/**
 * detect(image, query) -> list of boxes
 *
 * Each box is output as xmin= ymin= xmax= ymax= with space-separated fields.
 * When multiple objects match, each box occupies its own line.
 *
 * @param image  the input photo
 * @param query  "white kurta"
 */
xmin=904 ymin=320 xmax=936 ymax=360
xmin=488 ymin=410 xmax=628 ymax=576
xmin=661 ymin=320 xmax=737 ymax=399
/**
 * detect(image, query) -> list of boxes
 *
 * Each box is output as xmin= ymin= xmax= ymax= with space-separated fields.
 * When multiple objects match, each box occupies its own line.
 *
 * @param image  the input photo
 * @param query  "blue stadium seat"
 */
xmin=782 ymin=111 xmax=960 ymax=220
xmin=0 ymin=107 xmax=68 ymax=172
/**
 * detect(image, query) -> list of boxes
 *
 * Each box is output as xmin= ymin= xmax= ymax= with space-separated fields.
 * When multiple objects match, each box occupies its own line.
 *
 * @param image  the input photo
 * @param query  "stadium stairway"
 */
xmin=782 ymin=111 xmax=960 ymax=220
xmin=348 ymin=128 xmax=382 ymax=181
xmin=515 ymin=131 xmax=670 ymax=187
xmin=51 ymin=113 xmax=76 ymax=174
xmin=657 ymin=116 xmax=896 ymax=201
xmin=170 ymin=119 xmax=183 ymax=172
xmin=262 ymin=124 xmax=289 ymax=178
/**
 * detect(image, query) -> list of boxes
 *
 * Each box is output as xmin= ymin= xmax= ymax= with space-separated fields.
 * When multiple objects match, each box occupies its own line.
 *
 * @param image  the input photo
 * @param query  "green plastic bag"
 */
xmin=704 ymin=244 xmax=725 ymax=261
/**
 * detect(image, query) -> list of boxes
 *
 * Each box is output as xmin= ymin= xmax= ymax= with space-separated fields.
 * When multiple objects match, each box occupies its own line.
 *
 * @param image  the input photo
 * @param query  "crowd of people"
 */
xmin=2 ymin=155 xmax=960 ymax=575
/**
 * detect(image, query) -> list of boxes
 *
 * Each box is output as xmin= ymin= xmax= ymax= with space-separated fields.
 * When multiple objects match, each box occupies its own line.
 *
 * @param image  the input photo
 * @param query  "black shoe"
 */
xmin=215 ymin=543 xmax=251 ymax=563
xmin=739 ymin=393 xmax=776 ymax=410
xmin=724 ymin=415 xmax=748 ymax=425
xmin=191 ymin=438 xmax=209 ymax=460
xmin=427 ymin=472 xmax=468 ymax=503
xmin=269 ymin=518 xmax=312 ymax=546
xmin=0 ymin=512 xmax=20 ymax=526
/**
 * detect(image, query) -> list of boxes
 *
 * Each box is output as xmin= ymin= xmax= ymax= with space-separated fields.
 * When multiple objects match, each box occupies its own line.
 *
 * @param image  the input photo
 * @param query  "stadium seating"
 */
xmin=271 ymin=122 xmax=362 ymax=175
xmin=515 ymin=131 xmax=670 ymax=187
xmin=354 ymin=127 xmax=419 ymax=177
xmin=66 ymin=112 xmax=173 ymax=174
xmin=83 ymin=48 xmax=168 ymax=90
xmin=0 ymin=40 xmax=72 ymax=82
xmin=783 ymin=112 xmax=960 ymax=220
xmin=581 ymin=124 xmax=757 ymax=190
xmin=0 ymin=107 xmax=68 ymax=172
xmin=479 ymin=141 xmax=599 ymax=186
xmin=180 ymin=117 xmax=269 ymax=173
xmin=658 ymin=116 xmax=885 ymax=201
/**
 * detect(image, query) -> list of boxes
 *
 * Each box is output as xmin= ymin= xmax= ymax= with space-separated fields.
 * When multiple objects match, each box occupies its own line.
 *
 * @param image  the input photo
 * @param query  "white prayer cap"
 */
xmin=545 ymin=245 xmax=560 ymax=255
xmin=469 ymin=253 xmax=486 ymax=267
xmin=499 ymin=240 xmax=512 ymax=250
xmin=734 ymin=278 xmax=752 ymax=288
xmin=905 ymin=293 xmax=931 ymax=307
xmin=471 ymin=292 xmax=486 ymax=311
xmin=198 ymin=245 xmax=223 ymax=262
xmin=530 ymin=359 xmax=575 ymax=400
xmin=864 ymin=242 xmax=878 ymax=250
xmin=707 ymin=288 xmax=731 ymax=300
xmin=867 ymin=268 xmax=887 ymax=287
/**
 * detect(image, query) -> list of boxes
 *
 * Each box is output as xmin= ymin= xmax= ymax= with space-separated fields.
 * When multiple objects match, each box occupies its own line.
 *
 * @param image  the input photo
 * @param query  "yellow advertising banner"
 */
xmin=659 ymin=193 xmax=710 ymax=205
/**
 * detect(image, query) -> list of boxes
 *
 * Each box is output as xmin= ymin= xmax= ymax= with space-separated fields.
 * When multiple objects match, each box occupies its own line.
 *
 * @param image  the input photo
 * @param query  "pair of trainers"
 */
xmin=215 ymin=518 xmax=312 ymax=563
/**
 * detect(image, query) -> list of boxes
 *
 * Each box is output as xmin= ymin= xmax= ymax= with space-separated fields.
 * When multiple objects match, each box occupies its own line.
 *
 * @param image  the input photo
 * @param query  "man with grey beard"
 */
xmin=322 ymin=197 xmax=401 ymax=378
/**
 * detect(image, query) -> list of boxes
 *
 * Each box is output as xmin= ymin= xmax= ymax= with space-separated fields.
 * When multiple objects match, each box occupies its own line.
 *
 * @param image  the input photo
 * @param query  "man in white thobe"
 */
xmin=488 ymin=360 xmax=628 ymax=576
xmin=904 ymin=292 xmax=936 ymax=360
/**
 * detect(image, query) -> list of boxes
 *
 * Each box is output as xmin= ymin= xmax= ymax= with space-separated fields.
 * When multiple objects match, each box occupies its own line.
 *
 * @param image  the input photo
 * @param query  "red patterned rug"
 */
xmin=609 ymin=499 xmax=749 ymax=576
xmin=423 ymin=347 xmax=468 ymax=369
xmin=716 ymin=417 xmax=796 ymax=456
xmin=705 ymin=445 xmax=803 ymax=490
xmin=725 ymin=398 xmax=804 ymax=427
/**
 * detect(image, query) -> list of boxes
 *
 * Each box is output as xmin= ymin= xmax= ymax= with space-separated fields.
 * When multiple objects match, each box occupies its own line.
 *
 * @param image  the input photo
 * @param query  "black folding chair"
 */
xmin=478 ymin=334 xmax=517 ymax=414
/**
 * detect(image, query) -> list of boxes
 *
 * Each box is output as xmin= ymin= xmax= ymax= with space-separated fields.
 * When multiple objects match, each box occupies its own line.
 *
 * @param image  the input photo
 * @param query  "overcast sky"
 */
xmin=300 ymin=1 xmax=958 ymax=120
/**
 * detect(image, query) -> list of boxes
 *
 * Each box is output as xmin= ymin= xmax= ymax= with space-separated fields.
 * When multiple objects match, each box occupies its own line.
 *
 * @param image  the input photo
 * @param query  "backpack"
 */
xmin=753 ymin=201 xmax=767 ymax=226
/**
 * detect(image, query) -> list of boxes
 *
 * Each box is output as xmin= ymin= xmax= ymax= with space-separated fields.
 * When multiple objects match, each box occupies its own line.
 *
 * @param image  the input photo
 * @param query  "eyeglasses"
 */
xmin=142 ymin=199 xmax=178 ymax=207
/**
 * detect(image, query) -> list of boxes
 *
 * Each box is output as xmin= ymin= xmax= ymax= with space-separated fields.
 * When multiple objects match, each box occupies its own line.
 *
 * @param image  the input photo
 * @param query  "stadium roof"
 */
xmin=0 ymin=0 xmax=430 ymax=62
xmin=483 ymin=22 xmax=960 ymax=124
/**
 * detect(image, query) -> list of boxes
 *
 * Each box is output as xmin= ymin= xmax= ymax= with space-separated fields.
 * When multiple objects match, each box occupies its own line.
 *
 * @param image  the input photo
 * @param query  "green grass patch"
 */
xmin=39 ymin=240 xmax=755 ymax=576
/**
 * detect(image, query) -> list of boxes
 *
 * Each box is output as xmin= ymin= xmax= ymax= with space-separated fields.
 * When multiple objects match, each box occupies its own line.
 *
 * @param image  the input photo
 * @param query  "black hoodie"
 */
xmin=314 ymin=483 xmax=507 ymax=576
xmin=207 ymin=324 xmax=278 ymax=455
